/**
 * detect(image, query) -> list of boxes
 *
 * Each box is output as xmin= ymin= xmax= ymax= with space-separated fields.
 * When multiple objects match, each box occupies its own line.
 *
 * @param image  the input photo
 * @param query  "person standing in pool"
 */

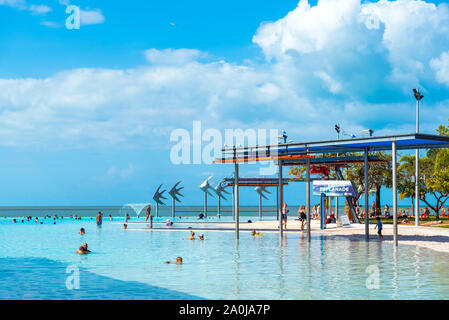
xmin=145 ymin=204 xmax=152 ymax=222
xmin=374 ymin=217 xmax=383 ymax=239
xmin=282 ymin=203 xmax=289 ymax=229
xmin=96 ymin=212 xmax=102 ymax=226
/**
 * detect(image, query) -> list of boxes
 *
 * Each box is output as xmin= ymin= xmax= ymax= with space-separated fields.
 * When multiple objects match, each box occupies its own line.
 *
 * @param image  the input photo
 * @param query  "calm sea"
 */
xmin=0 ymin=204 xmax=424 ymax=218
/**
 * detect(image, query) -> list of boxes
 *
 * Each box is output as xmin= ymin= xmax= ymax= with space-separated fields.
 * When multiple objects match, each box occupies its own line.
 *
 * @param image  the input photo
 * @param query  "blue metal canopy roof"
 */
xmin=220 ymin=133 xmax=449 ymax=159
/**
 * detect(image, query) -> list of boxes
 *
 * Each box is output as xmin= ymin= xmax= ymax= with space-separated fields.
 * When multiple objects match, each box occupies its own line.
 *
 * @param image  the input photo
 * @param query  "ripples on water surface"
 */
xmin=1 ymin=217 xmax=449 ymax=299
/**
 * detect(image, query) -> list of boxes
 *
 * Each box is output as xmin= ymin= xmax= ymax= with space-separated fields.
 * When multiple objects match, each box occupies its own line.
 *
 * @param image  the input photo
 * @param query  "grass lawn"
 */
xmin=359 ymin=215 xmax=449 ymax=227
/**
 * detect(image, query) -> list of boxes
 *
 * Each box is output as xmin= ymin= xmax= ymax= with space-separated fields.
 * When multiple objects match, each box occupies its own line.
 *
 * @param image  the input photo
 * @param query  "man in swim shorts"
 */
xmin=75 ymin=243 xmax=91 ymax=254
xmin=96 ymin=212 xmax=102 ymax=226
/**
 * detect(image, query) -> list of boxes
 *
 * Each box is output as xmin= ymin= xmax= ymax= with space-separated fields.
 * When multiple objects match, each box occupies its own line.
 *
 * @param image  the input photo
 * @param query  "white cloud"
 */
xmin=2 ymin=1 xmax=449 ymax=150
xmin=80 ymin=8 xmax=105 ymax=26
xmin=0 ymin=0 xmax=51 ymax=15
xmin=315 ymin=71 xmax=342 ymax=94
xmin=145 ymin=48 xmax=203 ymax=66
xmin=41 ymin=21 xmax=61 ymax=28
xmin=0 ymin=0 xmax=25 ymax=8
xmin=28 ymin=4 xmax=51 ymax=15
xmin=253 ymin=0 xmax=449 ymax=91
xmin=430 ymin=51 xmax=449 ymax=86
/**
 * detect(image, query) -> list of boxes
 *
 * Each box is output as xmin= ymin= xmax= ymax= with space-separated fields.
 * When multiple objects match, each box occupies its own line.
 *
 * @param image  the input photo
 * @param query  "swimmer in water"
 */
xmin=75 ymin=243 xmax=91 ymax=254
xmin=199 ymin=234 xmax=204 ymax=240
xmin=165 ymin=257 xmax=183 ymax=264
xmin=251 ymin=230 xmax=260 ymax=236
xmin=124 ymin=223 xmax=128 ymax=230
xmin=188 ymin=231 xmax=195 ymax=240
xmin=166 ymin=219 xmax=173 ymax=227
xmin=13 ymin=219 xmax=17 ymax=223
xmin=197 ymin=212 xmax=205 ymax=220
xmin=145 ymin=204 xmax=152 ymax=222
xmin=79 ymin=228 xmax=85 ymax=235
xmin=96 ymin=212 xmax=102 ymax=226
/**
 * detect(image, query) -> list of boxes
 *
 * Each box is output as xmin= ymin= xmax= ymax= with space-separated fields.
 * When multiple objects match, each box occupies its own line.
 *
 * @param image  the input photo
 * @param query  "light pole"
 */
xmin=335 ymin=125 xmax=340 ymax=219
xmin=413 ymin=88 xmax=424 ymax=227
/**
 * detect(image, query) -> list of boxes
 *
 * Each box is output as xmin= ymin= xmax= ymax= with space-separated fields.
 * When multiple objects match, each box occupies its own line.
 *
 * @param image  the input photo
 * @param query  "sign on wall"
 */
xmin=312 ymin=180 xmax=357 ymax=197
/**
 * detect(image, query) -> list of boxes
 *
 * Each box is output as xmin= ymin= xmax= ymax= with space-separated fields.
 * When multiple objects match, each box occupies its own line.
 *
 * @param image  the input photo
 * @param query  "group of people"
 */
xmin=278 ymin=204 xmax=308 ymax=230
xmin=186 ymin=231 xmax=204 ymax=240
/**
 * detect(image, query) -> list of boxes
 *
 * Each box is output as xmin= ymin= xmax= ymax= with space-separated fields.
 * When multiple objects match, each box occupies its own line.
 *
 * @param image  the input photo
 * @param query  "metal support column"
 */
xmin=172 ymin=198 xmax=175 ymax=219
xmin=217 ymin=196 xmax=221 ymax=218
xmin=306 ymin=148 xmax=311 ymax=241
xmin=235 ymin=162 xmax=240 ymax=240
xmin=364 ymin=148 xmax=369 ymax=240
xmin=415 ymin=95 xmax=420 ymax=227
xmin=204 ymin=192 xmax=207 ymax=218
xmin=232 ymin=185 xmax=235 ymax=221
xmin=278 ymin=161 xmax=283 ymax=237
xmin=276 ymin=186 xmax=279 ymax=221
xmin=259 ymin=194 xmax=262 ymax=221
xmin=336 ymin=197 xmax=339 ymax=220
xmin=393 ymin=141 xmax=398 ymax=246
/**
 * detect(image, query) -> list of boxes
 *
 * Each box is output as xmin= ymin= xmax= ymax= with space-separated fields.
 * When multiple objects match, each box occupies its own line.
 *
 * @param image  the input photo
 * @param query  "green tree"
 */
xmin=288 ymin=151 xmax=392 ymax=214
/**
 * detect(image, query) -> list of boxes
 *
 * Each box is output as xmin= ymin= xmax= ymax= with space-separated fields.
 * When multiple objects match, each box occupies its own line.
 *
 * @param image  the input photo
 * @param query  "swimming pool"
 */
xmin=1 ymin=217 xmax=449 ymax=300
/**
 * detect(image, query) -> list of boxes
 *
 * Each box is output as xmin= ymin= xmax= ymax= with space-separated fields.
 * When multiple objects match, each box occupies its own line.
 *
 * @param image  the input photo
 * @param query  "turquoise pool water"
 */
xmin=1 ymin=217 xmax=449 ymax=300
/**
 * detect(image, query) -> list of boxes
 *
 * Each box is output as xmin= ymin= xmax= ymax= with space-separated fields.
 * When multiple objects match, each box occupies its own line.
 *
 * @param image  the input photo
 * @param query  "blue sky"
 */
xmin=1 ymin=0 xmax=449 ymax=208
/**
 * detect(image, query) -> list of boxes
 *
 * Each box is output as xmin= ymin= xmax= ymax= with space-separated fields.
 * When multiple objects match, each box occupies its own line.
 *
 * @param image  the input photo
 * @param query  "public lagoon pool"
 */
xmin=1 ymin=217 xmax=449 ymax=300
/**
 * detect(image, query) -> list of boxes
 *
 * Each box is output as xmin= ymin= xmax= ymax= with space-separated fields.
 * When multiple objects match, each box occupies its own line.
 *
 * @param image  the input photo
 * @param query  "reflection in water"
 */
xmin=392 ymin=246 xmax=399 ymax=299
xmin=414 ymin=246 xmax=421 ymax=292
xmin=233 ymin=239 xmax=240 ymax=298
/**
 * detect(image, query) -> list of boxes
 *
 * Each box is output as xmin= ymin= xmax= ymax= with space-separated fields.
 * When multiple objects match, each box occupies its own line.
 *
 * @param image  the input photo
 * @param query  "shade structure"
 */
xmin=220 ymin=133 xmax=449 ymax=158
xmin=215 ymin=132 xmax=449 ymax=245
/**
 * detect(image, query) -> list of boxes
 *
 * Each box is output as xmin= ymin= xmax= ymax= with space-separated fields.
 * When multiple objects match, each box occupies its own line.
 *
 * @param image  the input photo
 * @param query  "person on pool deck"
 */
xmin=166 ymin=257 xmax=183 ymax=264
xmin=96 ymin=212 xmax=102 ymax=226
xmin=125 ymin=212 xmax=130 ymax=222
xmin=197 ymin=212 xmax=205 ymax=220
xmin=145 ymin=204 xmax=152 ymax=222
xmin=188 ymin=231 xmax=195 ymax=240
xmin=282 ymin=203 xmax=289 ymax=229
xmin=75 ymin=243 xmax=91 ymax=254
xmin=109 ymin=214 xmax=113 ymax=221
xmin=374 ymin=217 xmax=383 ymax=239
xmin=79 ymin=228 xmax=85 ymax=235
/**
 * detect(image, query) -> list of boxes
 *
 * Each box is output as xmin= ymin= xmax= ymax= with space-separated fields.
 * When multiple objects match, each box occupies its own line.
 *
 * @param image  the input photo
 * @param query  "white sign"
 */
xmin=313 ymin=180 xmax=357 ymax=197
xmin=339 ymin=215 xmax=351 ymax=227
